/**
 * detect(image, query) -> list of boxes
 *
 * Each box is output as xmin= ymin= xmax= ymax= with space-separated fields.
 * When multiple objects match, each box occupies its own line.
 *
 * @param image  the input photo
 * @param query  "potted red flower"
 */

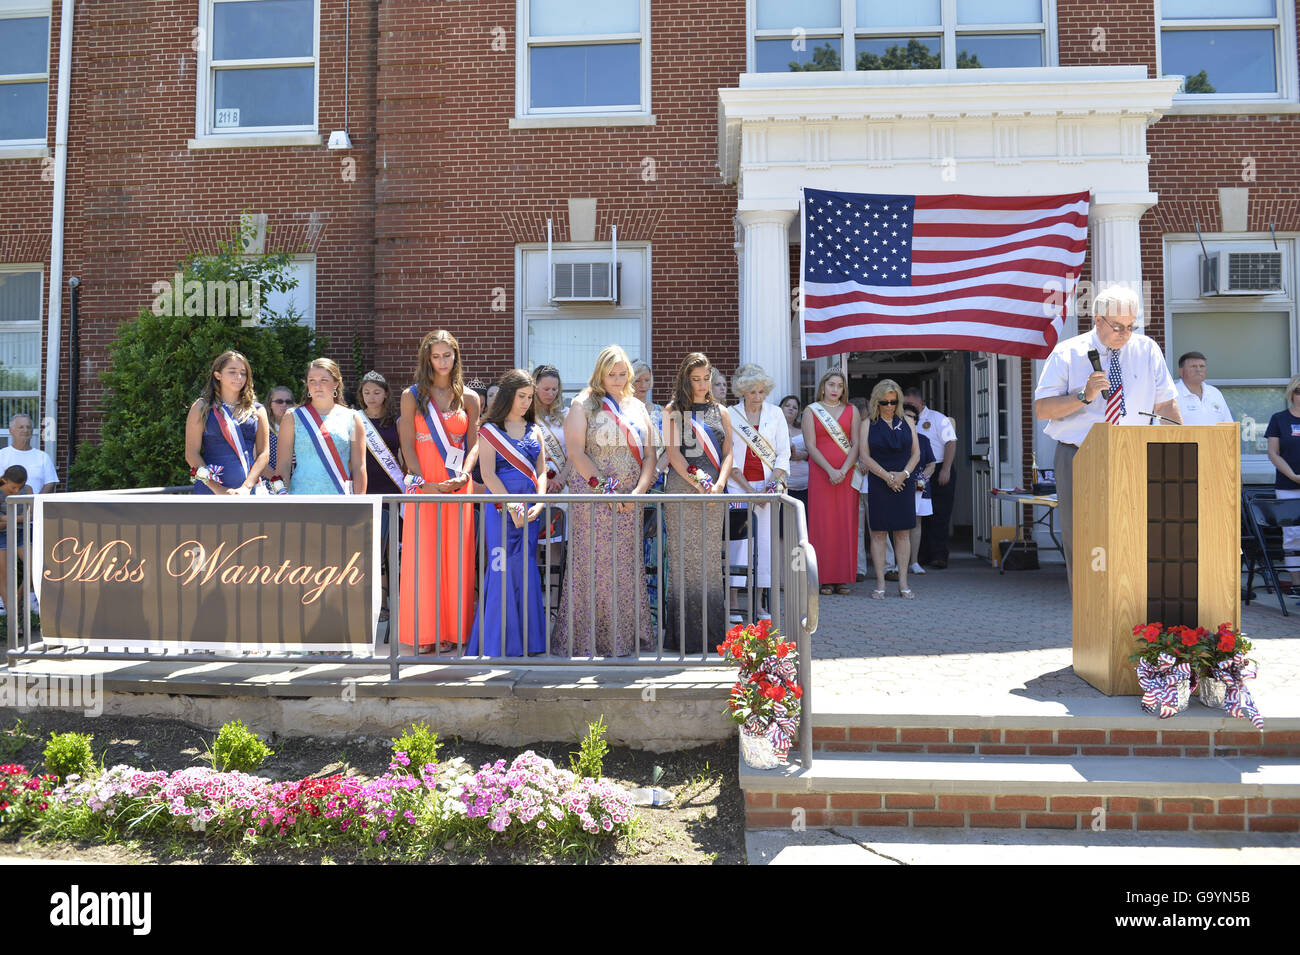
xmin=1129 ymin=621 xmax=1203 ymax=717
xmin=718 ymin=620 xmax=802 ymax=769
xmin=1195 ymin=624 xmax=1262 ymax=727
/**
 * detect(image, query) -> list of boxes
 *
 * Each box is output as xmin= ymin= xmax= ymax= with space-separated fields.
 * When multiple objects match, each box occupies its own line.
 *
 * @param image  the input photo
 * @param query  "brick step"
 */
xmin=741 ymin=751 xmax=1300 ymax=832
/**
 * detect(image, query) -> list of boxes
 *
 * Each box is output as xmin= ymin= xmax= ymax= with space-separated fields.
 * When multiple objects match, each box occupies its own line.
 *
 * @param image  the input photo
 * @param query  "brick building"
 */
xmin=2 ymin=0 xmax=1297 ymax=553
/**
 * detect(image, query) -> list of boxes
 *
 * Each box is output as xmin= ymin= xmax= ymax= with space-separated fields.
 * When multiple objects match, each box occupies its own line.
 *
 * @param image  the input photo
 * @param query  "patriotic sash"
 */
xmin=731 ymin=409 xmax=778 ymax=475
xmin=478 ymin=422 xmax=539 ymax=491
xmin=689 ymin=412 xmax=722 ymax=473
xmin=809 ymin=402 xmax=862 ymax=491
xmin=540 ymin=420 xmax=566 ymax=480
xmin=361 ymin=415 xmax=404 ymax=489
xmin=214 ymin=402 xmax=253 ymax=487
xmin=601 ymin=395 xmax=644 ymax=468
xmin=295 ymin=404 xmax=350 ymax=494
xmin=410 ymin=385 xmax=465 ymax=476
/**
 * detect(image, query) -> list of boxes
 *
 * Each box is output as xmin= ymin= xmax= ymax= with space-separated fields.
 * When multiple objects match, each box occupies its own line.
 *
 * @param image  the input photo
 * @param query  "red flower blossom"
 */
xmin=793 ymin=685 xmax=803 ymax=699
xmin=776 ymin=643 xmax=791 ymax=658
xmin=1180 ymin=630 xmax=1199 ymax=647
xmin=1218 ymin=633 xmax=1235 ymax=652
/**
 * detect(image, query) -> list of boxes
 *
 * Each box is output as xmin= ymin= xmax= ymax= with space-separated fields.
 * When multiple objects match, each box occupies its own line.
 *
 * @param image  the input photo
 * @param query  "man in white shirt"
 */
xmin=0 ymin=414 xmax=58 ymax=493
xmin=904 ymin=388 xmax=958 ymax=570
xmin=1174 ymin=352 xmax=1233 ymax=426
xmin=1034 ymin=286 xmax=1182 ymax=591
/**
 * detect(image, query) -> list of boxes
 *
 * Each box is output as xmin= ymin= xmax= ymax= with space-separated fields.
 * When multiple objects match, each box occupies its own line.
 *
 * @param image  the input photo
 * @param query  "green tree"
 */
xmin=955 ymin=50 xmax=984 ymax=69
xmin=68 ymin=220 xmax=322 ymax=490
xmin=857 ymin=38 xmax=942 ymax=71
xmin=789 ymin=42 xmax=842 ymax=71
xmin=1183 ymin=69 xmax=1216 ymax=93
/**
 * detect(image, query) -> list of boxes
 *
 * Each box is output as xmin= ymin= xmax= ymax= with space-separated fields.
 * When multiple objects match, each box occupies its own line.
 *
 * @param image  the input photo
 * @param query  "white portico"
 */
xmin=718 ymin=66 xmax=1183 ymax=401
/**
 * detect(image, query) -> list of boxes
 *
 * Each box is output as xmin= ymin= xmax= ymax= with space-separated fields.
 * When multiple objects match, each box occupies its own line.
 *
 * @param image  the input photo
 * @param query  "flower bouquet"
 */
xmin=1129 ymin=622 xmax=1201 ymax=717
xmin=718 ymin=620 xmax=802 ymax=768
xmin=1195 ymin=624 xmax=1262 ymax=728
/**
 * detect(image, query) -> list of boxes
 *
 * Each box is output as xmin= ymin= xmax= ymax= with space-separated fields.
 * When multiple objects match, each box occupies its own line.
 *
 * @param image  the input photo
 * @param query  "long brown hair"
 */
xmin=414 ymin=329 xmax=465 ymax=412
xmin=200 ymin=350 xmax=257 ymax=423
xmin=666 ymin=352 xmax=713 ymax=448
xmin=482 ymin=369 xmax=538 ymax=430
xmin=358 ymin=370 xmax=395 ymax=428
xmin=306 ymin=357 xmax=346 ymax=405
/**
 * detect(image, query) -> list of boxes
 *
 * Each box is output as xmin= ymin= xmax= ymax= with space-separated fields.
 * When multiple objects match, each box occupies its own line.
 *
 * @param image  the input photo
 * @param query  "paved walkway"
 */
xmin=811 ymin=555 xmax=1299 ymax=708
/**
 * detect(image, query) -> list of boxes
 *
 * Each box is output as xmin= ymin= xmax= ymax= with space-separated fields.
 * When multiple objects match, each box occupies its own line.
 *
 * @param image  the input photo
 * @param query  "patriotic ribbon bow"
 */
xmin=1207 ymin=654 xmax=1263 ymax=729
xmin=265 ymin=477 xmax=287 ymax=495
xmin=760 ymin=656 xmax=798 ymax=684
xmin=403 ymin=474 xmax=425 ymax=494
xmin=1136 ymin=652 xmax=1192 ymax=719
xmin=746 ymin=702 xmax=798 ymax=758
xmin=687 ymin=465 xmax=712 ymax=492
xmin=761 ymin=478 xmax=781 ymax=494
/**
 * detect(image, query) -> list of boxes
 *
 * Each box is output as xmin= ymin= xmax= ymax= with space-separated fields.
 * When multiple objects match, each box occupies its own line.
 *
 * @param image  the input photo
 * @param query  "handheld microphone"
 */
xmin=1086 ymin=348 xmax=1110 ymax=400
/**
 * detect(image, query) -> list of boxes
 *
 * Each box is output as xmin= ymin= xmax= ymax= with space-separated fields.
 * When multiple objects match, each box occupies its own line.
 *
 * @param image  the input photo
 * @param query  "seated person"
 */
xmin=0 ymin=464 xmax=28 ymax=616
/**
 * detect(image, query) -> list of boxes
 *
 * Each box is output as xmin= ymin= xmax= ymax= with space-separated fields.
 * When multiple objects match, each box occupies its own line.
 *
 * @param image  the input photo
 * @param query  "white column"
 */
xmin=1089 ymin=191 xmax=1157 ymax=322
xmin=738 ymin=206 xmax=797 ymax=400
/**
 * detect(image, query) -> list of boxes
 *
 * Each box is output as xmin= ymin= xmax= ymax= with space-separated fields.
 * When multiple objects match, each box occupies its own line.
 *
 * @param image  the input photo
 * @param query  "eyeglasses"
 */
xmin=271 ymin=399 xmax=292 ymax=405
xmin=879 ymin=399 xmax=899 ymax=406
xmin=1098 ymin=315 xmax=1138 ymax=335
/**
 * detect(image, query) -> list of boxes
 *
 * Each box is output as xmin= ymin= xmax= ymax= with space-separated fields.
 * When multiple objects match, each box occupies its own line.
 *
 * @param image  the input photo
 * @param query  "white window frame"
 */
xmin=194 ymin=0 xmax=320 ymax=141
xmin=266 ymin=254 xmax=316 ymax=329
xmin=0 ymin=263 xmax=44 ymax=445
xmin=515 ymin=242 xmax=651 ymax=394
xmin=746 ymin=0 xmax=1057 ymax=72
xmin=1155 ymin=0 xmax=1299 ymax=105
xmin=1162 ymin=233 xmax=1298 ymax=483
xmin=0 ymin=1 xmax=51 ymax=149
xmin=514 ymin=0 xmax=652 ymax=122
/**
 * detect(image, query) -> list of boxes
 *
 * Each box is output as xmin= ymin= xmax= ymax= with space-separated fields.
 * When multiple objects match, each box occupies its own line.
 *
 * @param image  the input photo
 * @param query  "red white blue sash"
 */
xmin=601 ymin=395 xmax=644 ymax=467
xmin=214 ymin=403 xmax=253 ymax=486
xmin=411 ymin=385 xmax=465 ymax=475
xmin=361 ymin=416 xmax=404 ymax=489
xmin=295 ymin=404 xmax=350 ymax=494
xmin=690 ymin=412 xmax=722 ymax=472
xmin=478 ymin=422 xmax=539 ymax=491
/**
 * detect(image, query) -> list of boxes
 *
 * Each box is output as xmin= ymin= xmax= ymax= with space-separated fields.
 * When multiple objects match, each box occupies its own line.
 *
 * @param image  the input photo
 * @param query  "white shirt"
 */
xmin=0 ymin=445 xmax=59 ymax=491
xmin=1175 ymin=379 xmax=1233 ymax=426
xmin=916 ymin=406 xmax=957 ymax=464
xmin=727 ymin=401 xmax=792 ymax=493
xmin=1034 ymin=328 xmax=1178 ymax=445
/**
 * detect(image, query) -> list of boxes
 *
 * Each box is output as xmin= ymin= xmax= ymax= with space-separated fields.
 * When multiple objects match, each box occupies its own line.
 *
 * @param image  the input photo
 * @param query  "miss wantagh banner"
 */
xmin=32 ymin=496 xmax=379 ymax=651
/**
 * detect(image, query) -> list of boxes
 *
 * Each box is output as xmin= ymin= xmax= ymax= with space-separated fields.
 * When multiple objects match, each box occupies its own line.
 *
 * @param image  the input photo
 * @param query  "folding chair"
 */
xmin=1244 ymin=495 xmax=1300 ymax=617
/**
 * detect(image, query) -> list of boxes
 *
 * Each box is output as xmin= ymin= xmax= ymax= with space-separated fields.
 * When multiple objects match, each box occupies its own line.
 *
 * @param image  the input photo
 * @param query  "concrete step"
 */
xmin=740 ymin=750 xmax=1300 ymax=832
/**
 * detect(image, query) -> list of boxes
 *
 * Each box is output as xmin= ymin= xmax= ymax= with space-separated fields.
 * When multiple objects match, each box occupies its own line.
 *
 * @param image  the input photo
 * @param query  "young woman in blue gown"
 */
xmin=467 ymin=369 xmax=548 ymax=657
xmin=184 ymin=350 xmax=271 ymax=495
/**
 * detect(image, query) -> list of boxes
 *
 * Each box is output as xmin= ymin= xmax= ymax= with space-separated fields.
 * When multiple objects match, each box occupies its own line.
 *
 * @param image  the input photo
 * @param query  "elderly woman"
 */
xmin=859 ymin=378 xmax=920 ymax=599
xmin=1266 ymin=372 xmax=1300 ymax=584
xmin=727 ymin=363 xmax=791 ymax=622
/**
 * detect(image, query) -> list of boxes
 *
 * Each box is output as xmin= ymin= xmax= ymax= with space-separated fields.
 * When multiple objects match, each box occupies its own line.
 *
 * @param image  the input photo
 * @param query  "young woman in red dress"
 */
xmin=801 ymin=367 xmax=861 ymax=595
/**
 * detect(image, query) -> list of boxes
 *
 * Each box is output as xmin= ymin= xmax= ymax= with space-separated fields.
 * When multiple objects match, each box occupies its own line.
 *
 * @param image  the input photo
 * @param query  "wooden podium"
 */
xmin=1072 ymin=423 xmax=1240 ymax=695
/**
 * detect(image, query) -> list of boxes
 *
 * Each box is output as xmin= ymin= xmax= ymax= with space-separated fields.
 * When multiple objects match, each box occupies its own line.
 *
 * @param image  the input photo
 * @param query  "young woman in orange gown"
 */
xmin=397 ymin=330 xmax=481 ymax=650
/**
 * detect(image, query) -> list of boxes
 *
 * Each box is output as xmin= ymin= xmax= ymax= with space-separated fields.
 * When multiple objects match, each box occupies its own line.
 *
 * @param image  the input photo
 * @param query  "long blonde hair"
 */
xmin=414 ymin=329 xmax=465 ymax=412
xmin=583 ymin=344 xmax=635 ymax=415
xmin=868 ymin=378 xmax=903 ymax=423
xmin=200 ymin=350 xmax=257 ymax=423
xmin=305 ymin=357 xmax=346 ymax=405
xmin=532 ymin=363 xmax=565 ymax=425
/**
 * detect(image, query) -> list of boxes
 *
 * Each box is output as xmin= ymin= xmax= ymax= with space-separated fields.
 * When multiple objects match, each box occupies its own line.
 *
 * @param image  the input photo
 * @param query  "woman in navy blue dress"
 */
xmin=184 ymin=350 xmax=270 ymax=495
xmin=468 ymin=369 xmax=548 ymax=657
xmin=858 ymin=379 xmax=920 ymax=599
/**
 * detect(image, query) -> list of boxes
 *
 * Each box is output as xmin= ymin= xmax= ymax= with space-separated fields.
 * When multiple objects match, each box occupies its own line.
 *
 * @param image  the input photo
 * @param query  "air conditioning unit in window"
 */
xmin=551 ymin=262 xmax=621 ymax=303
xmin=1199 ymin=251 xmax=1284 ymax=296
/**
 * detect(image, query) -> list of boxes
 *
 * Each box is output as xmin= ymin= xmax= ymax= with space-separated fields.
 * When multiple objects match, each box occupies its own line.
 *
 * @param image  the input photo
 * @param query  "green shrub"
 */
xmin=67 ymin=218 xmax=323 ymax=491
xmin=390 ymin=722 xmax=440 ymax=773
xmin=569 ymin=716 xmax=609 ymax=780
xmin=209 ymin=720 xmax=274 ymax=773
xmin=42 ymin=731 xmax=95 ymax=781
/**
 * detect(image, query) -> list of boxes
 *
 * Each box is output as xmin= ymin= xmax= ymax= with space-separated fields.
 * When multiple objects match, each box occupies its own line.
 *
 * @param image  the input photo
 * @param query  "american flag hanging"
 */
xmin=799 ymin=188 xmax=1089 ymax=359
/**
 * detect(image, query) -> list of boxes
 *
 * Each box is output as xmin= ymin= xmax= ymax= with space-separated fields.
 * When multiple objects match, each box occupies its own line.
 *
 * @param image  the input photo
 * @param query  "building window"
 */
xmin=1163 ymin=235 xmax=1297 ymax=482
xmin=518 ymin=0 xmax=649 ymax=115
xmin=516 ymin=244 xmax=649 ymax=393
xmin=198 ymin=0 xmax=317 ymax=136
xmin=0 ymin=2 xmax=49 ymax=144
xmin=748 ymin=0 xmax=1053 ymax=72
xmin=1158 ymin=0 xmax=1296 ymax=100
xmin=0 ymin=267 xmax=43 ymax=443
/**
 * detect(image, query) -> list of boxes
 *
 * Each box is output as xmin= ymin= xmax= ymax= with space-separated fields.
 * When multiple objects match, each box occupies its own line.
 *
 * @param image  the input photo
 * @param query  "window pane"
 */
xmin=0 ymin=81 xmax=46 ymax=140
xmin=857 ymin=1 xmax=940 ymax=28
xmin=530 ymin=43 xmax=640 ymax=108
xmin=530 ymin=0 xmax=639 ymax=36
xmin=0 ymin=272 xmax=40 ymax=322
xmin=856 ymin=36 xmax=941 ymax=69
xmin=1225 ymin=386 xmax=1288 ymax=455
xmin=0 ymin=272 xmax=41 ymax=402
xmin=755 ymin=37 xmax=843 ymax=72
xmin=0 ymin=17 xmax=49 ymax=75
xmin=260 ymin=260 xmax=314 ymax=328
xmin=957 ymin=0 xmax=1043 ymax=24
xmin=1162 ymin=29 xmax=1277 ymax=94
xmin=1175 ymin=311 xmax=1290 ymax=378
xmin=528 ymin=318 xmax=641 ymax=386
xmin=1163 ymin=0 xmax=1275 ymax=19
xmin=756 ymin=0 xmax=840 ymax=30
xmin=214 ymin=67 xmax=314 ymax=127
xmin=956 ymin=33 xmax=1043 ymax=67
xmin=213 ymin=0 xmax=313 ymax=60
